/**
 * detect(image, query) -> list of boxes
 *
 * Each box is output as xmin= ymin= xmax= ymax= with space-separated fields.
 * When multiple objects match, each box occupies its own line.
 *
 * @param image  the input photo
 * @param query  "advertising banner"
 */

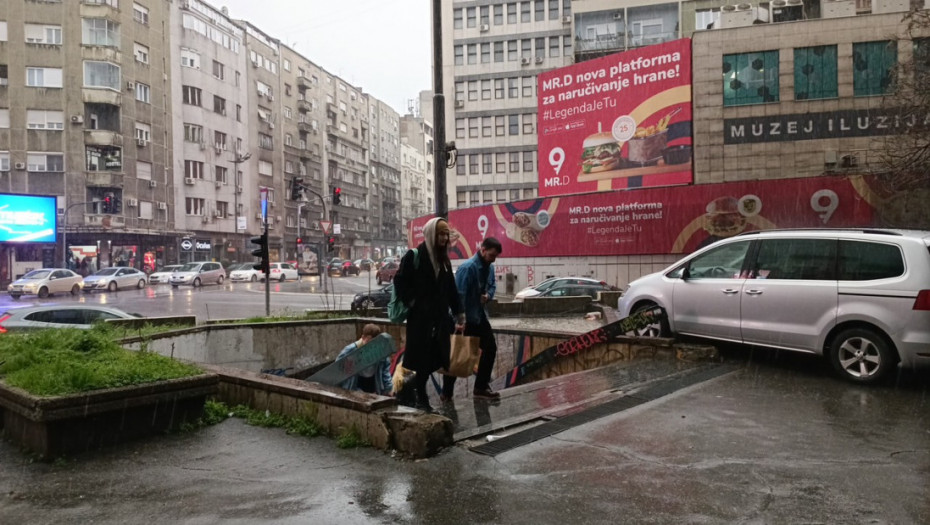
xmin=537 ymin=38 xmax=693 ymax=197
xmin=407 ymin=176 xmax=881 ymax=259
xmin=0 ymin=193 xmax=57 ymax=243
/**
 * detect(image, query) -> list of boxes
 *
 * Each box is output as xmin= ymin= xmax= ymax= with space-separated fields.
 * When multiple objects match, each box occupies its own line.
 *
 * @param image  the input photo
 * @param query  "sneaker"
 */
xmin=473 ymin=388 xmax=501 ymax=400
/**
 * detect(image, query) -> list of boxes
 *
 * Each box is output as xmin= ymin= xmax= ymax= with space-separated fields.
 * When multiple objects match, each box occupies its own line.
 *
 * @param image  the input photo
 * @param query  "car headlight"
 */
xmin=23 ymin=284 xmax=35 ymax=292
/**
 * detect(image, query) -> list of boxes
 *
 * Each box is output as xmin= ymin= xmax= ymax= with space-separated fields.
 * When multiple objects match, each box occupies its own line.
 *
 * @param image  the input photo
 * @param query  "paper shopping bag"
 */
xmin=442 ymin=333 xmax=480 ymax=378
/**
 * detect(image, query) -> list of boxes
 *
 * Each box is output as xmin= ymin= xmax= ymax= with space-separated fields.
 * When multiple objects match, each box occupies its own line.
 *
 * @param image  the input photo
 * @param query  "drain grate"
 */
xmin=470 ymin=363 xmax=736 ymax=456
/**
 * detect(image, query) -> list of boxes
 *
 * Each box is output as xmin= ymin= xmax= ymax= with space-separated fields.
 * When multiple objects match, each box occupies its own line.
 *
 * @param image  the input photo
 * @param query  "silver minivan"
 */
xmin=169 ymin=261 xmax=225 ymax=287
xmin=618 ymin=229 xmax=930 ymax=384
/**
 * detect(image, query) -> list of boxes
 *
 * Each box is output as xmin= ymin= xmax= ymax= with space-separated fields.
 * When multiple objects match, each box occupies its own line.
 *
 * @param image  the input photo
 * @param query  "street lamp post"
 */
xmin=61 ymin=201 xmax=93 ymax=268
xmin=231 ymin=152 xmax=251 ymax=258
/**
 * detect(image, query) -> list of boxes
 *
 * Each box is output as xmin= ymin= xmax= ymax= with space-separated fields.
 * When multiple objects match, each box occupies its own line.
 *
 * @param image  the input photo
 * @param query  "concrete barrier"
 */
xmin=105 ymin=315 xmax=197 ymax=329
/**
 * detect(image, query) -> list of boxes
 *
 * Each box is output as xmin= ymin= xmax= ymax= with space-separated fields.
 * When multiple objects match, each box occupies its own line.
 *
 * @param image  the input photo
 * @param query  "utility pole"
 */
xmin=61 ymin=201 xmax=94 ymax=268
xmin=231 ymin=151 xmax=251 ymax=258
xmin=432 ymin=0 xmax=447 ymax=218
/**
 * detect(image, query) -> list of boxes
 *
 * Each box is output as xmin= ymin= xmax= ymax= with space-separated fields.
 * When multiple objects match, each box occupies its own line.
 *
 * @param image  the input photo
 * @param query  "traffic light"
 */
xmin=102 ymin=195 xmax=112 ymax=213
xmin=327 ymin=236 xmax=336 ymax=253
xmin=114 ymin=196 xmax=122 ymax=214
xmin=291 ymin=178 xmax=303 ymax=200
xmin=332 ymin=187 xmax=341 ymax=205
xmin=296 ymin=237 xmax=303 ymax=246
xmin=250 ymin=233 xmax=269 ymax=274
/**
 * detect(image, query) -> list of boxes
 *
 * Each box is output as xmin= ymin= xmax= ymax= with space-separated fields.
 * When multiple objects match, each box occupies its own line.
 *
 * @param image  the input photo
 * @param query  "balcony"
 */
xmin=79 ymin=1 xmax=120 ymax=19
xmin=83 ymin=88 xmax=121 ymax=106
xmin=297 ymin=121 xmax=314 ymax=133
xmin=85 ymin=171 xmax=124 ymax=187
xmin=297 ymin=99 xmax=312 ymax=113
xmin=296 ymin=76 xmax=311 ymax=90
xmin=84 ymin=129 xmax=123 ymax=147
xmin=82 ymin=45 xmax=121 ymax=63
xmin=83 ymin=213 xmax=126 ymax=229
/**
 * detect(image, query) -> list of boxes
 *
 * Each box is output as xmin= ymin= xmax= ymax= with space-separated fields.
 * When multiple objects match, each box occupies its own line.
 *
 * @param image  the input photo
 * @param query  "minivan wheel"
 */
xmin=632 ymin=302 xmax=670 ymax=338
xmin=829 ymin=328 xmax=894 ymax=384
xmin=217 ymin=275 xmax=225 ymax=285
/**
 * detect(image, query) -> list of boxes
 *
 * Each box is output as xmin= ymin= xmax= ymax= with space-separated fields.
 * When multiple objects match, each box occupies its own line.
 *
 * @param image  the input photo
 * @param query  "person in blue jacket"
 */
xmin=442 ymin=237 xmax=502 ymax=401
xmin=337 ymin=323 xmax=393 ymax=396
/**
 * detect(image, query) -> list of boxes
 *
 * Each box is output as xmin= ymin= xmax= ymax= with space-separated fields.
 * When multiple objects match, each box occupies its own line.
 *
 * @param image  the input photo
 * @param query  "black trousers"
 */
xmin=442 ymin=317 xmax=497 ymax=396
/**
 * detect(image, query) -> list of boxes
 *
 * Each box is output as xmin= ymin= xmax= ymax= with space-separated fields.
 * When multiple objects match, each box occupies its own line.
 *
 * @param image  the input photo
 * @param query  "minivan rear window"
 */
xmin=838 ymin=241 xmax=904 ymax=280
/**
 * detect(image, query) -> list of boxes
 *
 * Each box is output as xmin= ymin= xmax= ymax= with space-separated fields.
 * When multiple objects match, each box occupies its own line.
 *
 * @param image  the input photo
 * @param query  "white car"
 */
xmin=267 ymin=262 xmax=299 ymax=282
xmin=0 ymin=305 xmax=142 ymax=332
xmin=169 ymin=261 xmax=225 ymax=287
xmin=149 ymin=265 xmax=183 ymax=285
xmin=8 ymin=269 xmax=84 ymax=299
xmin=229 ymin=263 xmax=265 ymax=282
xmin=82 ymin=267 xmax=148 ymax=292
xmin=513 ymin=277 xmax=612 ymax=302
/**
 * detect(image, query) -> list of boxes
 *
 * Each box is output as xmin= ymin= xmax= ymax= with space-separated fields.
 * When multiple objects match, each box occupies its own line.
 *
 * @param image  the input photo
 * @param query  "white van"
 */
xmin=169 ymin=261 xmax=225 ymax=287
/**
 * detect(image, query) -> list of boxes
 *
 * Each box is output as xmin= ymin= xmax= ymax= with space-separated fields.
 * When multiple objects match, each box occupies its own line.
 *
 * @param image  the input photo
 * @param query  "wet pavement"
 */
xmin=2 ymin=343 xmax=929 ymax=523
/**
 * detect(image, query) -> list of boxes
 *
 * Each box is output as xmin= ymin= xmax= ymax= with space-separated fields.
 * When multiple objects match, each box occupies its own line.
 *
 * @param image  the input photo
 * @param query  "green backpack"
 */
xmin=388 ymin=248 xmax=419 ymax=323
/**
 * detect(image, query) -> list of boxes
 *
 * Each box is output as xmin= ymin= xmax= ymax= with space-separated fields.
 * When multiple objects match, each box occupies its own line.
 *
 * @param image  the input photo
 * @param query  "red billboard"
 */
xmin=537 ymin=39 xmax=693 ymax=197
xmin=408 ymin=175 xmax=882 ymax=259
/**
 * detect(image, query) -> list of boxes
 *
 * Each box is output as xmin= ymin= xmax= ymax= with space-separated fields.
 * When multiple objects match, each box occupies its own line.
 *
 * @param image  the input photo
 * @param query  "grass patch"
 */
xmin=0 ymin=326 xmax=203 ymax=397
xmin=220 ymin=310 xmax=352 ymax=324
xmin=336 ymin=426 xmax=370 ymax=449
xmin=227 ymin=403 xmax=324 ymax=438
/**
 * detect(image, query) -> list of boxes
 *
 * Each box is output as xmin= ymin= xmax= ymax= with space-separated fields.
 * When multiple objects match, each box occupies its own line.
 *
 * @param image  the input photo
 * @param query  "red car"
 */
xmin=376 ymin=261 xmax=398 ymax=285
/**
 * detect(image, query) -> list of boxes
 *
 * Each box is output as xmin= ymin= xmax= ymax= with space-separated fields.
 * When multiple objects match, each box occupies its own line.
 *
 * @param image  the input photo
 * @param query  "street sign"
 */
xmin=333 ymin=223 xmax=341 ymax=235
xmin=260 ymin=188 xmax=268 ymax=222
xmin=320 ymin=220 xmax=332 ymax=234
xmin=237 ymin=216 xmax=246 ymax=231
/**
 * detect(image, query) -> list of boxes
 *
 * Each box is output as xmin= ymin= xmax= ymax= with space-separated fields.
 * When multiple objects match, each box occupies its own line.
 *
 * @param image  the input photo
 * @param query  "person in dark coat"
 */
xmin=393 ymin=217 xmax=465 ymax=412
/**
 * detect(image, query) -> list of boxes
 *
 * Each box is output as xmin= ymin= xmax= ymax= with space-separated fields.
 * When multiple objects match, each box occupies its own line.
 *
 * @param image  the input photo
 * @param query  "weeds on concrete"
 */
xmin=336 ymin=426 xmax=370 ymax=449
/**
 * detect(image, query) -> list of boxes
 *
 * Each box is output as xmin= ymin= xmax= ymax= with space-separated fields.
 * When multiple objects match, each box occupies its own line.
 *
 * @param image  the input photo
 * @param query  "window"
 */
xmin=183 ymin=86 xmax=201 ymax=106
xmin=522 ymin=39 xmax=532 ymax=59
xmin=468 ymin=80 xmax=478 ymax=101
xmin=259 ymin=133 xmax=274 ymax=150
xmin=184 ymin=124 xmax=202 ymax=143
xmin=837 ymin=241 xmax=905 ymax=280
xmin=915 ymin=38 xmax=930 ymax=81
xmin=185 ymin=197 xmax=205 ymax=216
xmin=496 ymin=153 xmax=506 ymax=173
xmin=26 ymin=67 xmax=63 ymax=88
xmin=456 ymin=159 xmax=466 ymax=175
xmin=457 ymin=192 xmax=467 ymax=209
xmin=0 ymin=22 xmax=6 ymax=42
xmin=283 ymin=59 xmax=290 ymax=71
xmin=549 ymin=0 xmax=559 ymax=19
xmin=481 ymin=43 xmax=490 ymax=63
xmin=214 ymin=131 xmax=227 ymax=150
xmin=523 ymin=113 xmax=534 ymax=134
xmin=495 ymin=78 xmax=504 ymax=98
xmin=184 ymin=160 xmax=204 ymax=179
xmin=523 ymin=76 xmax=535 ymax=97
xmin=536 ymin=0 xmax=545 ymax=21
xmin=84 ymin=61 xmax=120 ymax=90
xmin=536 ymin=37 xmax=546 ymax=58
xmin=481 ymin=79 xmax=491 ymax=100
xmin=132 ymin=42 xmax=149 ymax=64
xmin=510 ymin=152 xmax=520 ymax=172
xmin=508 ymin=3 xmax=517 ymax=23
xmin=26 ymin=110 xmax=64 ymax=130
xmin=213 ymin=95 xmax=226 ymax=115
xmin=494 ymin=5 xmax=503 ymax=25
xmin=453 ymin=8 xmax=463 ymax=29
xmin=136 ymin=160 xmax=152 ymax=180
xmin=468 ymin=117 xmax=478 ymax=138
xmin=26 ymin=153 xmax=64 ymax=172
xmin=483 ymin=190 xmax=493 ymax=203
xmin=467 ymin=7 xmax=476 ymax=27
xmin=24 ymin=24 xmax=62 ymax=45
xmin=467 ymin=44 xmax=477 ymax=65
xmin=483 ymin=154 xmax=493 ymax=174
xmin=135 ymin=123 xmax=151 ymax=143
xmin=722 ymin=50 xmax=779 ymax=106
xmin=133 ymin=3 xmax=149 ymax=24
xmin=215 ymin=166 xmax=228 ymax=184
xmin=134 ymin=82 xmax=150 ymax=103
xmin=752 ymin=239 xmax=837 ymax=280
xmin=258 ymin=160 xmax=273 ymax=176
xmin=695 ymin=8 xmax=719 ymax=31
xmin=283 ymin=106 xmax=292 ymax=119
xmin=511 ymin=189 xmax=521 ymax=201
xmin=454 ymin=45 xmax=463 ymax=65
xmin=794 ymin=46 xmax=837 ymax=100
xmin=0 ymin=152 xmax=11 ymax=172
xmin=523 ymin=151 xmax=534 ymax=172
xmin=509 ymin=78 xmax=519 ymax=98
xmin=212 ymin=60 xmax=225 ymax=80
xmin=85 ymin=146 xmax=121 ymax=171
xmin=82 ymin=18 xmax=120 ymax=47
xmin=494 ymin=42 xmax=504 ymax=62
xmin=521 ymin=2 xmax=531 ymax=22
xmin=455 ymin=118 xmax=465 ymax=139
xmin=853 ymin=41 xmax=897 ymax=97
xmin=679 ymin=241 xmax=751 ymax=280
xmin=0 ymin=109 xmax=7 ymax=128
xmin=469 ymin=154 xmax=478 ymax=174
xmin=180 ymin=49 xmax=200 ymax=69
xmin=482 ymin=116 xmax=492 ymax=137
xmin=508 ymin=40 xmax=518 ymax=61
xmin=549 ymin=36 xmax=560 ymax=57
xmin=480 ymin=5 xmax=489 ymax=24
xmin=495 ymin=116 xmax=505 ymax=136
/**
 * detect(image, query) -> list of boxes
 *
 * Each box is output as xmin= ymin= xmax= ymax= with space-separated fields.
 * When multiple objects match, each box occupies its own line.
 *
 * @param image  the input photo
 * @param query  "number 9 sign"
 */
xmin=810 ymin=189 xmax=838 ymax=224
xmin=549 ymin=147 xmax=565 ymax=175
xmin=477 ymin=214 xmax=489 ymax=239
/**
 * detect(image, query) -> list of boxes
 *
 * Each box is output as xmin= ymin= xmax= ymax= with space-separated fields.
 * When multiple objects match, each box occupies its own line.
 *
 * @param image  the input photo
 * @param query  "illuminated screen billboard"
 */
xmin=537 ymin=38 xmax=693 ymax=197
xmin=408 ymin=175 xmax=881 ymax=259
xmin=0 ymin=193 xmax=58 ymax=243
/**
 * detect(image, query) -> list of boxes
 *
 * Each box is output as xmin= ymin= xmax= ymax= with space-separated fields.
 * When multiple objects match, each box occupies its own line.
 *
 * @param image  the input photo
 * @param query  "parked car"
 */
xmin=513 ymin=277 xmax=615 ymax=302
xmin=0 ymin=305 xmax=143 ymax=332
xmin=376 ymin=261 xmax=399 ymax=285
xmin=617 ymin=228 xmax=930 ymax=384
xmin=229 ymin=263 xmax=265 ymax=282
xmin=326 ymin=258 xmax=345 ymax=277
xmin=7 ymin=269 xmax=83 ymax=299
xmin=354 ymin=258 xmax=374 ymax=272
xmin=268 ymin=262 xmax=299 ymax=282
xmin=82 ymin=267 xmax=148 ymax=293
xmin=351 ymin=284 xmax=394 ymax=312
xmin=169 ymin=261 xmax=226 ymax=287
xmin=536 ymin=282 xmax=615 ymax=299
xmin=149 ymin=265 xmax=183 ymax=285
xmin=340 ymin=260 xmax=361 ymax=276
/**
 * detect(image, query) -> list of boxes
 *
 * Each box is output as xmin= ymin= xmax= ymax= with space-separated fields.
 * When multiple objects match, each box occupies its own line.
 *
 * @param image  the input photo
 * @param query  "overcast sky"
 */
xmin=218 ymin=0 xmax=432 ymax=115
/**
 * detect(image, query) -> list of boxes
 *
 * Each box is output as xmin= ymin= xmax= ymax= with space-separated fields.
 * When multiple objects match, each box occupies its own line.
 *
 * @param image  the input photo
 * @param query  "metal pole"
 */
xmin=264 ymin=217 xmax=270 ymax=317
xmin=61 ymin=201 xmax=93 ymax=268
xmin=231 ymin=151 xmax=251 ymax=259
xmin=431 ymin=0 xmax=447 ymax=218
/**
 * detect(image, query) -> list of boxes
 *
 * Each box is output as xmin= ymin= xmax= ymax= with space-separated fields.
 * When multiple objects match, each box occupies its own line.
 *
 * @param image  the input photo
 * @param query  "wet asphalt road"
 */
xmin=2 ymin=348 xmax=928 ymax=524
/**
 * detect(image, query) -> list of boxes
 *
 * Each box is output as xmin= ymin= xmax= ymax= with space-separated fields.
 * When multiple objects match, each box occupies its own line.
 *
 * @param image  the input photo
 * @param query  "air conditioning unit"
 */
xmin=215 ymin=180 xmax=222 ymax=188
xmin=156 ymin=201 xmax=167 ymax=210
xmin=480 ymin=23 xmax=489 ymax=32
xmin=137 ymin=138 xmax=147 ymax=147
xmin=71 ymin=115 xmax=84 ymax=124
xmin=822 ymin=0 xmax=855 ymax=18
xmin=520 ymin=57 xmax=531 ymax=66
xmin=454 ymin=99 xmax=465 ymax=108
xmin=268 ymin=94 xmax=274 ymax=101
xmin=236 ymin=185 xmax=243 ymax=193
xmin=127 ymin=198 xmax=138 ymax=207
xmin=214 ymin=145 xmax=222 ymax=154
xmin=213 ymin=210 xmax=222 ymax=217
xmin=255 ymin=212 xmax=262 ymax=219
xmin=535 ymin=56 xmax=544 ymax=64
xmin=562 ymin=15 xmax=571 ymax=23
xmin=14 ymin=162 xmax=25 ymax=170
xmin=184 ymin=177 xmax=195 ymax=185
xmin=251 ymin=59 xmax=259 ymax=67
xmin=872 ymin=0 xmax=909 ymax=13
xmin=202 ymin=215 xmax=211 ymax=223
xmin=613 ymin=12 xmax=623 ymax=20
xmin=126 ymin=81 xmax=135 ymax=91
xmin=0 ymin=78 xmax=7 ymax=86
xmin=841 ymin=154 xmax=859 ymax=168
xmin=149 ymin=180 xmax=157 ymax=188
xmin=719 ymin=4 xmax=755 ymax=27
xmin=268 ymin=122 xmax=275 ymax=129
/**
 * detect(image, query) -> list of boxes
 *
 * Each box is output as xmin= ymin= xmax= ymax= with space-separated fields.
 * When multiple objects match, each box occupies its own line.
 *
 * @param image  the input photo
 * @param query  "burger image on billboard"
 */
xmin=702 ymin=196 xmax=747 ymax=237
xmin=580 ymin=132 xmax=623 ymax=174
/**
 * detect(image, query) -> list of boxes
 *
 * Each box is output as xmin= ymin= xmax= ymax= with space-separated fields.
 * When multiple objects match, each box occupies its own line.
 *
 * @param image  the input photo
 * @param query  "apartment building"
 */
xmin=168 ymin=0 xmax=250 ymax=264
xmin=400 ymin=106 xmax=435 ymax=225
xmin=368 ymin=97 xmax=403 ymax=257
xmin=0 ymin=0 xmax=175 ymax=282
xmin=442 ymin=1 xmax=575 ymax=210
